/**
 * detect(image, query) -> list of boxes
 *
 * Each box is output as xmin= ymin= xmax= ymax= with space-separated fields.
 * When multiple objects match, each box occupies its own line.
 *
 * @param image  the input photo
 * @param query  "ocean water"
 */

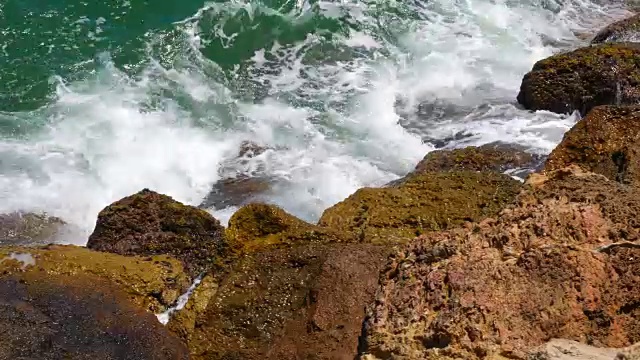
xmin=0 ymin=0 xmax=632 ymax=244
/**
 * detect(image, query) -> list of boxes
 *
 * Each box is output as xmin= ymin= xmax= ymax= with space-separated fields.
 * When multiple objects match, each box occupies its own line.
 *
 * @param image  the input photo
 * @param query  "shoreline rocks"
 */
xmin=319 ymin=171 xmax=521 ymax=244
xmin=0 ymin=212 xmax=67 ymax=246
xmin=517 ymin=43 xmax=640 ymax=115
xmin=87 ymin=189 xmax=227 ymax=277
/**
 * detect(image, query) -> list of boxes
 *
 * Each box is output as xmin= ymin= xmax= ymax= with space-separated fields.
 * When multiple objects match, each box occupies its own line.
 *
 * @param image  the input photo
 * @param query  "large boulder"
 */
xmin=318 ymin=171 xmax=521 ymax=244
xmin=592 ymin=14 xmax=640 ymax=44
xmin=544 ymin=105 xmax=640 ymax=185
xmin=87 ymin=189 xmax=227 ymax=277
xmin=0 ymin=245 xmax=191 ymax=313
xmin=0 ymin=271 xmax=190 ymax=359
xmin=172 ymin=243 xmax=390 ymax=360
xmin=517 ymin=43 xmax=640 ymax=115
xmin=0 ymin=212 xmax=67 ymax=246
xmin=359 ymin=166 xmax=640 ymax=359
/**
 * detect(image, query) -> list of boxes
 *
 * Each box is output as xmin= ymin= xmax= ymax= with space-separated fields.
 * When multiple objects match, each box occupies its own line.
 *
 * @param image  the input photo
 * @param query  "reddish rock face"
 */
xmin=545 ymin=105 xmax=640 ymax=186
xmin=360 ymin=167 xmax=640 ymax=359
xmin=178 ymin=243 xmax=391 ymax=360
xmin=0 ymin=272 xmax=190 ymax=360
xmin=87 ymin=189 xmax=226 ymax=277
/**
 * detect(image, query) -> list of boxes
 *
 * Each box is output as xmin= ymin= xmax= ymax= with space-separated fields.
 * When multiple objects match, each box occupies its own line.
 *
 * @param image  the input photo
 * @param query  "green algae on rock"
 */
xmin=0 ymin=271 xmax=190 ymax=360
xmin=592 ymin=14 xmax=640 ymax=44
xmin=0 ymin=245 xmax=191 ymax=313
xmin=87 ymin=189 xmax=227 ymax=277
xmin=545 ymin=105 xmax=640 ymax=185
xmin=517 ymin=43 xmax=640 ymax=115
xmin=0 ymin=212 xmax=67 ymax=246
xmin=389 ymin=142 xmax=543 ymax=186
xmin=226 ymin=203 xmax=345 ymax=252
xmin=318 ymin=171 xmax=521 ymax=244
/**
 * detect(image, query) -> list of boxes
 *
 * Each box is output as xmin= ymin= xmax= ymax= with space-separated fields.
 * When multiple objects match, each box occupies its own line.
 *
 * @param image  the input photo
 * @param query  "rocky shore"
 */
xmin=3 ymin=10 xmax=640 ymax=360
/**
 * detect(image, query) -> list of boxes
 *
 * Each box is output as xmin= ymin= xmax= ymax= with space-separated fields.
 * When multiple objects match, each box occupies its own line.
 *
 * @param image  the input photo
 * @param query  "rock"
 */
xmin=199 ymin=141 xmax=274 ymax=209
xmin=87 ymin=189 xmax=227 ymax=277
xmin=516 ymin=43 xmax=640 ymax=115
xmin=0 ymin=271 xmax=190 ymax=359
xmin=360 ymin=166 xmax=640 ymax=359
xmin=174 ymin=243 xmax=390 ymax=360
xmin=226 ymin=203 xmax=345 ymax=253
xmin=390 ymin=143 xmax=543 ymax=186
xmin=526 ymin=339 xmax=635 ymax=360
xmin=592 ymin=14 xmax=640 ymax=44
xmin=0 ymin=212 xmax=67 ymax=246
xmin=318 ymin=171 xmax=521 ymax=244
xmin=0 ymin=245 xmax=191 ymax=314
xmin=544 ymin=105 xmax=640 ymax=185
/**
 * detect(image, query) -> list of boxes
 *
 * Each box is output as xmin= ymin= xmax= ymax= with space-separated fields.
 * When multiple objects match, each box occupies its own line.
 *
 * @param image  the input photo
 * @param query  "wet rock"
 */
xmin=87 ymin=189 xmax=227 ymax=277
xmin=318 ymin=171 xmax=521 ymax=244
xmin=0 ymin=245 xmax=191 ymax=314
xmin=0 ymin=212 xmax=67 ymax=246
xmin=592 ymin=14 xmax=640 ymax=44
xmin=544 ymin=105 xmax=640 ymax=185
xmin=226 ymin=203 xmax=345 ymax=253
xmin=517 ymin=43 xmax=640 ymax=115
xmin=390 ymin=142 xmax=544 ymax=186
xmin=176 ymin=243 xmax=390 ymax=360
xmin=0 ymin=271 xmax=190 ymax=359
xmin=199 ymin=141 xmax=274 ymax=209
xmin=360 ymin=166 xmax=640 ymax=359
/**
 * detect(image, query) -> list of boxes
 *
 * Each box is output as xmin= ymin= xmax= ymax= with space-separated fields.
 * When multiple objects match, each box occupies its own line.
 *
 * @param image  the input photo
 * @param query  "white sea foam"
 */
xmin=0 ymin=0 xmax=631 ymax=241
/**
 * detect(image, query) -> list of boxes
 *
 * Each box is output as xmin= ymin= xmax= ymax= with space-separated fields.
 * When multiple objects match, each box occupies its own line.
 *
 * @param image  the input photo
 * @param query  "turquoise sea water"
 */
xmin=0 ymin=0 xmax=632 ymax=243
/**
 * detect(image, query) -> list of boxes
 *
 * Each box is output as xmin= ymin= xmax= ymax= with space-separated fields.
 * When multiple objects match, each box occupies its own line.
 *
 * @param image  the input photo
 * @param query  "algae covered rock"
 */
xmin=179 ymin=243 xmax=390 ymax=360
xmin=319 ymin=171 xmax=521 ymax=244
xmin=0 ymin=212 xmax=67 ymax=246
xmin=389 ymin=143 xmax=543 ymax=186
xmin=517 ymin=43 xmax=640 ymax=115
xmin=360 ymin=167 xmax=640 ymax=359
xmin=0 ymin=271 xmax=190 ymax=360
xmin=592 ymin=14 xmax=640 ymax=44
xmin=545 ymin=105 xmax=640 ymax=185
xmin=87 ymin=189 xmax=226 ymax=277
xmin=226 ymin=203 xmax=344 ymax=252
xmin=0 ymin=245 xmax=191 ymax=313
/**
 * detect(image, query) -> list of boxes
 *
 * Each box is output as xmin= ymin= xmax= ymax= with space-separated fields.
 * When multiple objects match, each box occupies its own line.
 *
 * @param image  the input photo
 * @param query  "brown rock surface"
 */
xmin=0 ymin=271 xmax=190 ymax=360
xmin=516 ymin=43 xmax=640 ymax=115
xmin=412 ymin=143 xmax=542 ymax=174
xmin=544 ymin=105 xmax=640 ymax=185
xmin=178 ymin=243 xmax=390 ymax=360
xmin=360 ymin=166 xmax=640 ymax=359
xmin=0 ymin=212 xmax=67 ymax=246
xmin=318 ymin=171 xmax=521 ymax=244
xmin=199 ymin=141 xmax=275 ymax=209
xmin=526 ymin=339 xmax=638 ymax=360
xmin=87 ymin=189 xmax=226 ymax=277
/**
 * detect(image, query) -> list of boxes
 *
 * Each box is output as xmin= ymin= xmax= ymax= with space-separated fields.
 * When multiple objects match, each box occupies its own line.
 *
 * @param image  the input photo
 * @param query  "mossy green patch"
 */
xmin=226 ymin=203 xmax=345 ymax=253
xmin=318 ymin=171 xmax=521 ymax=244
xmin=517 ymin=43 xmax=640 ymax=115
xmin=0 ymin=245 xmax=191 ymax=313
